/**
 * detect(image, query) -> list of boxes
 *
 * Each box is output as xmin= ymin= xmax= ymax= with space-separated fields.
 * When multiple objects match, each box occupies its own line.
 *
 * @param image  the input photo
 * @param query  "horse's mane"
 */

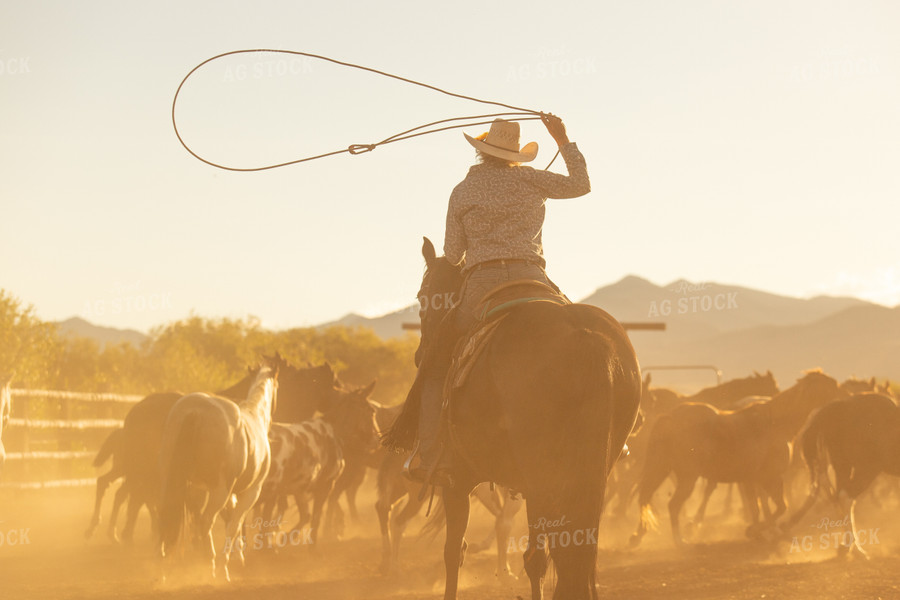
xmin=244 ymin=364 xmax=278 ymax=410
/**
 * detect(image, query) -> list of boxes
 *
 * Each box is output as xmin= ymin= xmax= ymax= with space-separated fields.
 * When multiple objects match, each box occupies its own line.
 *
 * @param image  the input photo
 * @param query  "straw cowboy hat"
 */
xmin=464 ymin=119 xmax=538 ymax=163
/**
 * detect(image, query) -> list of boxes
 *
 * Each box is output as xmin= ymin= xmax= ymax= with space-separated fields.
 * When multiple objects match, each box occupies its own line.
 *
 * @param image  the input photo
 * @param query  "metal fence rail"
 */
xmin=8 ymin=418 xmax=124 ymax=430
xmin=10 ymin=388 xmax=142 ymax=403
xmin=1 ymin=388 xmax=141 ymax=491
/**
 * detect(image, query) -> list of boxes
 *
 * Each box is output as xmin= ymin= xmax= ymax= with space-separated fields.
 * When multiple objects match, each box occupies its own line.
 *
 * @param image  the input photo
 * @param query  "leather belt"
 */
xmin=467 ymin=258 xmax=542 ymax=272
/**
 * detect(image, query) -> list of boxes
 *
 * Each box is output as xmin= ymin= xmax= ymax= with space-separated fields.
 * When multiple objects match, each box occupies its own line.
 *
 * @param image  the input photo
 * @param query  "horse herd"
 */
xmin=618 ymin=369 xmax=899 ymax=559
xmin=65 ymin=357 xmax=898 ymax=594
xmin=1 ymin=269 xmax=898 ymax=600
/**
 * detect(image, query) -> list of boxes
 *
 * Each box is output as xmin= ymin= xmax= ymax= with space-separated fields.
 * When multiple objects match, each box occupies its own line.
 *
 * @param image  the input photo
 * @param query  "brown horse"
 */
xmin=323 ymin=396 xmax=398 ymax=540
xmin=838 ymin=376 xmax=879 ymax=395
xmin=158 ymin=358 xmax=279 ymax=581
xmin=782 ymin=392 xmax=900 ymax=558
xmin=384 ymin=238 xmax=641 ymax=600
xmin=85 ymin=358 xmax=341 ymax=544
xmin=630 ymin=370 xmax=843 ymax=548
xmin=606 ymin=372 xmax=780 ymax=521
xmin=691 ymin=371 xmax=779 ymax=411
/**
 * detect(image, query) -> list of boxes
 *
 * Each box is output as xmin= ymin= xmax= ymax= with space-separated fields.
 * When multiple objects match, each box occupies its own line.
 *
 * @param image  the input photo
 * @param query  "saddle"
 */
xmin=446 ymin=279 xmax=570 ymax=390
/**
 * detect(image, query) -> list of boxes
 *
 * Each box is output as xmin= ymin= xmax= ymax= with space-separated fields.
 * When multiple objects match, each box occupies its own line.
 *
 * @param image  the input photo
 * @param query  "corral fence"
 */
xmin=2 ymin=389 xmax=142 ymax=490
xmin=642 ymin=365 xmax=723 ymax=387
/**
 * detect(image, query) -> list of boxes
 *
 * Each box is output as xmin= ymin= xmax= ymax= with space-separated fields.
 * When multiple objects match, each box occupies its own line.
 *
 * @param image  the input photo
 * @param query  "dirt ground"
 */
xmin=1 ymin=479 xmax=899 ymax=600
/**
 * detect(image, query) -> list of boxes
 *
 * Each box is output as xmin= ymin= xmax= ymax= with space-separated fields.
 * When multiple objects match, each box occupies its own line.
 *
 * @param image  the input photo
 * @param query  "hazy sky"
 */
xmin=2 ymin=1 xmax=898 ymax=333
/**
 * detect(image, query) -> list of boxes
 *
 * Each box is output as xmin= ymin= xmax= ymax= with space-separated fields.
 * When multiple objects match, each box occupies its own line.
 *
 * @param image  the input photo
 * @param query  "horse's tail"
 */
xmin=553 ymin=327 xmax=628 ymax=597
xmin=564 ymin=329 xmax=620 ymax=491
xmin=799 ymin=407 xmax=835 ymax=499
xmin=418 ymin=495 xmax=446 ymax=542
xmin=781 ymin=407 xmax=832 ymax=531
xmin=379 ymin=372 xmax=423 ymax=454
xmin=93 ymin=428 xmax=123 ymax=468
xmin=158 ymin=412 xmax=198 ymax=555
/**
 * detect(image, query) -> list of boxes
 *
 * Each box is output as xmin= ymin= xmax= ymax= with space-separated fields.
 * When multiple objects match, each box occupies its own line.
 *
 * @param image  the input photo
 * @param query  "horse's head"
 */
xmin=416 ymin=237 xmax=463 ymax=365
xmin=276 ymin=361 xmax=342 ymax=421
xmin=839 ymin=376 xmax=877 ymax=395
xmin=327 ymin=380 xmax=380 ymax=455
xmin=249 ymin=356 xmax=280 ymax=424
xmin=748 ymin=370 xmax=780 ymax=396
xmin=794 ymin=369 xmax=843 ymax=409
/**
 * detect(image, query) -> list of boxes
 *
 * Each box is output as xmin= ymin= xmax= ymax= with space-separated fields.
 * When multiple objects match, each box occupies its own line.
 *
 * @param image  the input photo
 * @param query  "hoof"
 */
xmin=745 ymin=524 xmax=764 ymax=540
xmin=683 ymin=520 xmax=699 ymax=539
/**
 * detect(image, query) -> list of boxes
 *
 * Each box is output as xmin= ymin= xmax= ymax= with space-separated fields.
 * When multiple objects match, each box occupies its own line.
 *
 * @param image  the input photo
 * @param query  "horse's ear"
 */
xmin=361 ymin=379 xmax=377 ymax=397
xmin=422 ymin=237 xmax=436 ymax=265
xmin=753 ymin=370 xmax=761 ymax=377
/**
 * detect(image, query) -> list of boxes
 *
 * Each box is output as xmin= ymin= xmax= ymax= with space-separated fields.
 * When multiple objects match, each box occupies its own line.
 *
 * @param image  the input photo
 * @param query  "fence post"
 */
xmin=21 ymin=393 xmax=31 ymax=480
xmin=60 ymin=395 xmax=73 ymax=481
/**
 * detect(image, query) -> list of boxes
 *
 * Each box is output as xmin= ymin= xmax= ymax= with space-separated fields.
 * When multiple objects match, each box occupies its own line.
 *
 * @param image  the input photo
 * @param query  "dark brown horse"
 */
xmin=323 ymin=397 xmax=400 ymax=540
xmin=384 ymin=238 xmax=641 ymax=600
xmin=85 ymin=357 xmax=341 ymax=543
xmin=782 ymin=392 xmax=900 ymax=558
xmin=630 ymin=370 xmax=843 ymax=548
xmin=690 ymin=371 xmax=779 ymax=411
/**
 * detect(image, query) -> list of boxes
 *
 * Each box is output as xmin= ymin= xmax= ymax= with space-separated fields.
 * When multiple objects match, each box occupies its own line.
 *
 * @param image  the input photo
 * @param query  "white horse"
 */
xmin=158 ymin=358 xmax=279 ymax=581
xmin=0 ymin=374 xmax=12 ymax=477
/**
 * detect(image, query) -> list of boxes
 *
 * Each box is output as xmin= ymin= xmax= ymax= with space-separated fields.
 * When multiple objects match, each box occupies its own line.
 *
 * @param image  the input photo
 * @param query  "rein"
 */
xmin=171 ymin=49 xmax=560 ymax=171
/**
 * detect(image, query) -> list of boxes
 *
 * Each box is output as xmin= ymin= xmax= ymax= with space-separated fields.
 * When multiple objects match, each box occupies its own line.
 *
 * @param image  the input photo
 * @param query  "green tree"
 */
xmin=0 ymin=289 xmax=58 ymax=386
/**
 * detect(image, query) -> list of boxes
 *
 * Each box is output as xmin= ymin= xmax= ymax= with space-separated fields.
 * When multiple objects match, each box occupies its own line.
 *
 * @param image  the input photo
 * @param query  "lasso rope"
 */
xmin=171 ymin=49 xmax=559 ymax=171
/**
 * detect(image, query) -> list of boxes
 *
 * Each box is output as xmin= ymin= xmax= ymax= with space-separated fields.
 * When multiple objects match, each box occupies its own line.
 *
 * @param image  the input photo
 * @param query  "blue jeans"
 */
xmin=417 ymin=261 xmax=556 ymax=470
xmin=454 ymin=262 xmax=556 ymax=334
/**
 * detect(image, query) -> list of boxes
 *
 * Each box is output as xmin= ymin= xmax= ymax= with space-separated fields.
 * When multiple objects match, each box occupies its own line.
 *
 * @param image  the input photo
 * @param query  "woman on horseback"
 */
xmin=408 ymin=114 xmax=592 ymax=485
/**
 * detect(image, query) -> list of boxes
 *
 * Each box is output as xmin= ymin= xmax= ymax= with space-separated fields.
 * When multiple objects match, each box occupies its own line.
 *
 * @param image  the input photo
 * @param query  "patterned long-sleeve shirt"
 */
xmin=444 ymin=142 xmax=590 ymax=271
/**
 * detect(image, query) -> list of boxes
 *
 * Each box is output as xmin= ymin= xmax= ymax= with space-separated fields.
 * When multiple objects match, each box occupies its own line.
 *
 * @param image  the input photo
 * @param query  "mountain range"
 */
xmin=56 ymin=276 xmax=899 ymax=392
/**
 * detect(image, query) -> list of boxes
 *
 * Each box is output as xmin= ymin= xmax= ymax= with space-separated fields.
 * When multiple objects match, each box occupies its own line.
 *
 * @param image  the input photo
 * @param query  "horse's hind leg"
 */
xmin=388 ymin=483 xmax=425 ymax=569
xmin=222 ymin=486 xmax=263 ymax=575
xmin=120 ymin=490 xmax=146 ymax=545
xmin=763 ymin=477 xmax=787 ymax=527
xmin=442 ymin=486 xmax=471 ymax=600
xmin=740 ymin=482 xmax=763 ymax=538
xmin=85 ymin=466 xmax=123 ymax=540
xmin=198 ymin=484 xmax=232 ymax=580
xmin=688 ymin=479 xmax=716 ymax=536
xmin=668 ymin=476 xmax=698 ymax=547
xmin=840 ymin=469 xmax=879 ymax=559
xmin=107 ymin=479 xmax=130 ymax=543
xmin=375 ymin=493 xmax=396 ymax=574
xmin=523 ymin=541 xmax=548 ymax=600
xmin=494 ymin=491 xmax=523 ymax=583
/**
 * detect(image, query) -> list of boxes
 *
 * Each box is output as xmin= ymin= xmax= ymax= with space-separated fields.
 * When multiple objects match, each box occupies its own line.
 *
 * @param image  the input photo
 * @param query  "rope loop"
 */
xmin=348 ymin=144 xmax=376 ymax=155
xmin=171 ymin=50 xmax=559 ymax=171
